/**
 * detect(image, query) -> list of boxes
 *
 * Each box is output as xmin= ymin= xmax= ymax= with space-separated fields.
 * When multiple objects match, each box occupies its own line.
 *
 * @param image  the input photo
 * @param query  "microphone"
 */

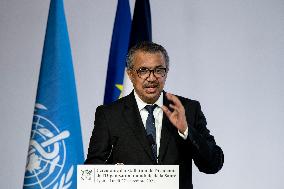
xmin=104 ymin=137 xmax=118 ymax=164
xmin=147 ymin=135 xmax=160 ymax=164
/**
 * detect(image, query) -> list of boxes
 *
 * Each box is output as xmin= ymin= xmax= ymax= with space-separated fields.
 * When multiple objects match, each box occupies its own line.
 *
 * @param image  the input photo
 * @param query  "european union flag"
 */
xmin=23 ymin=0 xmax=84 ymax=188
xmin=103 ymin=0 xmax=131 ymax=104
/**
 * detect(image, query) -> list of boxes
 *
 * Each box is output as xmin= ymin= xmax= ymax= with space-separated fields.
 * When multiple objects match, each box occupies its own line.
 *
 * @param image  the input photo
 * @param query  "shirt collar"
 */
xmin=134 ymin=90 xmax=163 ymax=111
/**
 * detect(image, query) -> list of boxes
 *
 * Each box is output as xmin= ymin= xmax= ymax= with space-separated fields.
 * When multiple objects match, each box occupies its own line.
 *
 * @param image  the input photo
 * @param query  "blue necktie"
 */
xmin=145 ymin=104 xmax=157 ymax=161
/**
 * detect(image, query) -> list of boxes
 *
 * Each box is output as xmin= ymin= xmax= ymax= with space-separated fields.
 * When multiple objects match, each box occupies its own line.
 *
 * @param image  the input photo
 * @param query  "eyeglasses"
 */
xmin=133 ymin=67 xmax=167 ymax=79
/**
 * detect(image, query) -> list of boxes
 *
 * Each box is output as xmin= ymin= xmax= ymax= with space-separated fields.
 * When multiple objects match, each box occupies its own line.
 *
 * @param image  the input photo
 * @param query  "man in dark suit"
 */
xmin=85 ymin=41 xmax=224 ymax=189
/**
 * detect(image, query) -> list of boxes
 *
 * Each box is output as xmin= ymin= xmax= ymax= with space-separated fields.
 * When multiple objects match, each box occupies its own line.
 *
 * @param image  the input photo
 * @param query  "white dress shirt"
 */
xmin=134 ymin=91 xmax=188 ymax=157
xmin=134 ymin=91 xmax=163 ymax=156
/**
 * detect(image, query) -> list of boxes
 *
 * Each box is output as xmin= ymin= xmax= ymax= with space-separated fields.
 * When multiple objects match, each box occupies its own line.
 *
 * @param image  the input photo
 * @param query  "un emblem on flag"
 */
xmin=24 ymin=104 xmax=73 ymax=189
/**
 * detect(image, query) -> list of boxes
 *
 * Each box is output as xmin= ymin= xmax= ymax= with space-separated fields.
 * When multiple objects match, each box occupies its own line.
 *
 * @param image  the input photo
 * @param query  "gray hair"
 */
xmin=126 ymin=41 xmax=169 ymax=70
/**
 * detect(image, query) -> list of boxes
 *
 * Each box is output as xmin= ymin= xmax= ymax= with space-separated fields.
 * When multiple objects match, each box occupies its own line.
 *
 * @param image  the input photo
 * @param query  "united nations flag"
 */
xmin=23 ymin=0 xmax=84 ymax=188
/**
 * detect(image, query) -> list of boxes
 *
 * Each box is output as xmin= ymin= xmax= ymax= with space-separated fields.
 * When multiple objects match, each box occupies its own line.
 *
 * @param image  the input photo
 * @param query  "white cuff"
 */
xmin=178 ymin=127 xmax=188 ymax=140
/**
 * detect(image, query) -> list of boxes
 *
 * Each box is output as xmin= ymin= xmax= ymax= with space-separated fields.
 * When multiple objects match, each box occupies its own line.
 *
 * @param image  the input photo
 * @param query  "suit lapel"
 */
xmin=158 ymin=91 xmax=174 ymax=163
xmin=122 ymin=92 xmax=154 ymax=161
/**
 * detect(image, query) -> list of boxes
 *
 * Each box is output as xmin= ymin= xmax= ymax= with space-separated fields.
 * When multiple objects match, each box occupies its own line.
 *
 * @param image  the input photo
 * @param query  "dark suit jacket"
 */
xmin=85 ymin=91 xmax=224 ymax=189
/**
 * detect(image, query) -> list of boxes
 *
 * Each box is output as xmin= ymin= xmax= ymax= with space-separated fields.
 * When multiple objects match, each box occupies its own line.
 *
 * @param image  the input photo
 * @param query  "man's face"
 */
xmin=127 ymin=51 xmax=167 ymax=104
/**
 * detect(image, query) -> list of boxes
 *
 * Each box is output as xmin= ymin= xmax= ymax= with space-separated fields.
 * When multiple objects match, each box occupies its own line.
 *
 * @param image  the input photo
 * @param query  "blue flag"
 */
xmin=23 ymin=0 xmax=84 ymax=188
xmin=103 ymin=0 xmax=131 ymax=104
xmin=129 ymin=0 xmax=152 ymax=49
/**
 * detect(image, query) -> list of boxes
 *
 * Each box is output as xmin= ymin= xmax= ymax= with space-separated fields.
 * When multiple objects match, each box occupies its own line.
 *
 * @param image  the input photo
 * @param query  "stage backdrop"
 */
xmin=0 ymin=0 xmax=283 ymax=188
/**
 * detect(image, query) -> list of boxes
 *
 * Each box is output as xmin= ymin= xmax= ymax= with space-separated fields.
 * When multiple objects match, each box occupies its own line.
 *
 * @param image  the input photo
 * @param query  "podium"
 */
xmin=77 ymin=165 xmax=179 ymax=189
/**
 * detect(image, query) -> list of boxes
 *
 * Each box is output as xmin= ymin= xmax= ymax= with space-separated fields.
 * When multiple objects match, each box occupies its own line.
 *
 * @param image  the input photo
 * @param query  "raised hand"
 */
xmin=161 ymin=93 xmax=188 ymax=134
